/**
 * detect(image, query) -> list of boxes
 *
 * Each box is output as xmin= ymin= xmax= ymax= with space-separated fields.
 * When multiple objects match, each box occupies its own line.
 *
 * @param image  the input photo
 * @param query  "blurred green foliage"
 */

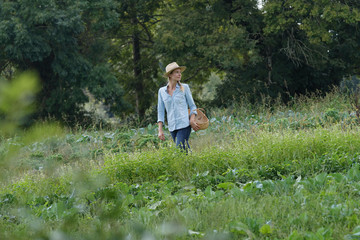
xmin=0 ymin=72 xmax=63 ymax=180
xmin=0 ymin=71 xmax=40 ymax=134
xmin=0 ymin=86 xmax=360 ymax=238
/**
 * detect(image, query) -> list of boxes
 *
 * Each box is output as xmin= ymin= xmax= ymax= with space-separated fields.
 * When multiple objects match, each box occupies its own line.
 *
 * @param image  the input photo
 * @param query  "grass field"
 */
xmin=1 ymin=88 xmax=360 ymax=239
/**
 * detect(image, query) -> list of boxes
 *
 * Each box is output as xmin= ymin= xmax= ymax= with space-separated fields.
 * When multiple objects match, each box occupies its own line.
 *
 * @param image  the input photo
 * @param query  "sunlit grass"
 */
xmin=2 ymin=85 xmax=360 ymax=239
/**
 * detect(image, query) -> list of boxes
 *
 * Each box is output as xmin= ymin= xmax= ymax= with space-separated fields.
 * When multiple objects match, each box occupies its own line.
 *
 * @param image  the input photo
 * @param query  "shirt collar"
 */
xmin=165 ymin=82 xmax=180 ymax=93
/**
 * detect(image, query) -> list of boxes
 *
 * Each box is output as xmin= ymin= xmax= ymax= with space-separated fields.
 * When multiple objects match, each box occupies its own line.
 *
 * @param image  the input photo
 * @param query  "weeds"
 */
xmin=2 ymin=87 xmax=360 ymax=239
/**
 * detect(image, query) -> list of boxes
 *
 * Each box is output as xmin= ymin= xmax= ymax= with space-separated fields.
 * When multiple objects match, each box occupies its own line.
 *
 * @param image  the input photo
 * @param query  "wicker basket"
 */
xmin=189 ymin=108 xmax=209 ymax=130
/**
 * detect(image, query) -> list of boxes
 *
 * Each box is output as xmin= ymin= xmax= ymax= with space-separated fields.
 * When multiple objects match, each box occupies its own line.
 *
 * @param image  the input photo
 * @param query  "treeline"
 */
xmin=0 ymin=0 xmax=359 ymax=126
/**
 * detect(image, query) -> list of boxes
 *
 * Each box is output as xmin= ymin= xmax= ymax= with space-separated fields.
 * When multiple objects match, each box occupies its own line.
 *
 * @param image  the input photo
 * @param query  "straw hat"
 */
xmin=163 ymin=62 xmax=186 ymax=77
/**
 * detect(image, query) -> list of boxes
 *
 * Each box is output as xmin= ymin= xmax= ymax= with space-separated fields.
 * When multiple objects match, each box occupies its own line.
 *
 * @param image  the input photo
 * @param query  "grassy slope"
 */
xmin=1 ymin=89 xmax=360 ymax=239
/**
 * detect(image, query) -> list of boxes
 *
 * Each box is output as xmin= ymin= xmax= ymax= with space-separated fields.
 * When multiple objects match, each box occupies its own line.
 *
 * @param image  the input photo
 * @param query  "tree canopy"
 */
xmin=0 ymin=0 xmax=126 ymax=124
xmin=1 ymin=0 xmax=360 ymax=125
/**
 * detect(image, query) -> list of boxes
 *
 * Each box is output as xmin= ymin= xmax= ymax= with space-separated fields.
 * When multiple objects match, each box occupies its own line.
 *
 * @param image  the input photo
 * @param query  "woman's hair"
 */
xmin=168 ymin=70 xmax=184 ymax=92
xmin=177 ymin=81 xmax=185 ymax=92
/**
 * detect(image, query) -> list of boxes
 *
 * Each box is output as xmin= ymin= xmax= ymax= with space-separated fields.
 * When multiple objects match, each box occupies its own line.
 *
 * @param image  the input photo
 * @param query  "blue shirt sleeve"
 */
xmin=157 ymin=88 xmax=165 ymax=123
xmin=184 ymin=84 xmax=197 ymax=116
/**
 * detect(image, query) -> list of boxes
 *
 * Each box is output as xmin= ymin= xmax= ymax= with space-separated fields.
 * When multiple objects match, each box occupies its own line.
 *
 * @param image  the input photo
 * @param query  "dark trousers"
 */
xmin=170 ymin=125 xmax=191 ymax=152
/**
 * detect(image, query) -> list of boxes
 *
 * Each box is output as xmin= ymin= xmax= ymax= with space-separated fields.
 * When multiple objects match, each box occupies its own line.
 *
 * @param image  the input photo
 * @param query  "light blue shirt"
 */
xmin=157 ymin=83 xmax=197 ymax=132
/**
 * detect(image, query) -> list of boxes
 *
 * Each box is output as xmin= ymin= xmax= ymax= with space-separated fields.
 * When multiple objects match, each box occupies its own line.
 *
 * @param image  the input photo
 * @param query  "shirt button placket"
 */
xmin=172 ymin=96 xmax=176 ymax=130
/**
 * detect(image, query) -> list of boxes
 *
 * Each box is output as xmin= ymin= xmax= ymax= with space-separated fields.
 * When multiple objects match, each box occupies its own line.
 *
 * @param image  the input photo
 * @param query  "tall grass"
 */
xmin=2 ymin=86 xmax=360 ymax=239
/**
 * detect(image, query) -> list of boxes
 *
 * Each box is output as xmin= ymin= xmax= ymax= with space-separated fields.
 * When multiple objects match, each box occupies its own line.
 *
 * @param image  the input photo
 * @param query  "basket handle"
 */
xmin=196 ymin=108 xmax=206 ymax=114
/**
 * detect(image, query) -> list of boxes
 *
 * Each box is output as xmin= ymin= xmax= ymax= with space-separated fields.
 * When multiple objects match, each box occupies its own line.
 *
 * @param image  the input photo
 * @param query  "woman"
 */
xmin=157 ymin=62 xmax=199 ymax=151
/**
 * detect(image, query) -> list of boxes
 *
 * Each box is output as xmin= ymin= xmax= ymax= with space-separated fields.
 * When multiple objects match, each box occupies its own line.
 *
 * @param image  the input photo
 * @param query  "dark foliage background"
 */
xmin=1 ymin=0 xmax=359 ymax=126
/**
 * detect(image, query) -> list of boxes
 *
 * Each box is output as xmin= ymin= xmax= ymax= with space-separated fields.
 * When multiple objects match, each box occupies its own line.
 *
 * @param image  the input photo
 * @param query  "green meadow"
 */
xmin=2 ymin=89 xmax=360 ymax=239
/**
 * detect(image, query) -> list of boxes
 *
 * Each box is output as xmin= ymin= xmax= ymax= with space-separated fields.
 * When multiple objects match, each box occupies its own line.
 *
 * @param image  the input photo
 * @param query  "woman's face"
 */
xmin=169 ymin=69 xmax=182 ymax=81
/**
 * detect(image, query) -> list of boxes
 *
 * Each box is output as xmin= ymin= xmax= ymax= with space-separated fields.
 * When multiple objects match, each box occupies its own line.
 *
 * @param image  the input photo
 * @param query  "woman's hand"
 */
xmin=190 ymin=114 xmax=199 ymax=131
xmin=158 ymin=121 xmax=165 ymax=141
xmin=190 ymin=119 xmax=200 ymax=132
xmin=158 ymin=130 xmax=165 ymax=141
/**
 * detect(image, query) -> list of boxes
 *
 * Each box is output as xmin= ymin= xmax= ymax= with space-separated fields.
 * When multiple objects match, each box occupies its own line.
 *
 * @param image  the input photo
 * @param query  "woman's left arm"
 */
xmin=184 ymin=84 xmax=199 ymax=131
xmin=184 ymin=84 xmax=197 ymax=116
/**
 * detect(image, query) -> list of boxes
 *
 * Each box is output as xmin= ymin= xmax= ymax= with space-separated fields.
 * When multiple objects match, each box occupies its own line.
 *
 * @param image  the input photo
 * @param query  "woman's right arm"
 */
xmin=157 ymin=89 xmax=165 ymax=141
xmin=158 ymin=121 xmax=165 ymax=141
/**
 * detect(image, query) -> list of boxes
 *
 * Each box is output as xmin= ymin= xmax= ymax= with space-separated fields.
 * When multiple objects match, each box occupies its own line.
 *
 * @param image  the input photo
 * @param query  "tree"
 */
xmin=156 ymin=0 xmax=360 ymax=106
xmin=257 ymin=0 xmax=360 ymax=98
xmin=0 ymin=0 xmax=127 ymax=125
xmin=109 ymin=0 xmax=164 ymax=119
xmin=155 ymin=0 xmax=263 ymax=101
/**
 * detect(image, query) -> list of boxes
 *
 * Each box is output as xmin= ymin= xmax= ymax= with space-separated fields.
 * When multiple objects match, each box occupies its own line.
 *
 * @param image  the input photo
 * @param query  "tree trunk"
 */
xmin=132 ymin=17 xmax=144 ymax=118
